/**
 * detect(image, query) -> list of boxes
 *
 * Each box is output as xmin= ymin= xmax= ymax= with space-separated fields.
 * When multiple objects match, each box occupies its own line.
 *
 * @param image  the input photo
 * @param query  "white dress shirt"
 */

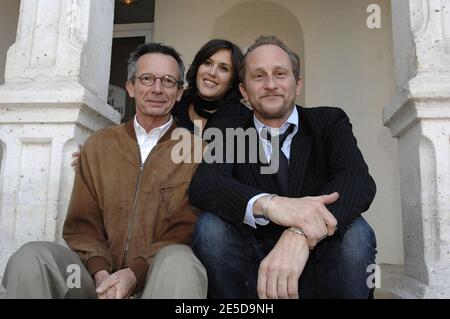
xmin=134 ymin=115 xmax=173 ymax=163
xmin=244 ymin=107 xmax=299 ymax=228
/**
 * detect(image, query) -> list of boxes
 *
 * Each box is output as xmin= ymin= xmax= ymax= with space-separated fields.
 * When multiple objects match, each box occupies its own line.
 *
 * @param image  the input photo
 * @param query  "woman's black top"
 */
xmin=172 ymin=94 xmax=251 ymax=135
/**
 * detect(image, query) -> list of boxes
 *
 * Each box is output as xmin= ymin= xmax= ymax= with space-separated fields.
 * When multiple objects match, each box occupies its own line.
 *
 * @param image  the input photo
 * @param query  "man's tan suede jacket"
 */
xmin=63 ymin=120 xmax=203 ymax=293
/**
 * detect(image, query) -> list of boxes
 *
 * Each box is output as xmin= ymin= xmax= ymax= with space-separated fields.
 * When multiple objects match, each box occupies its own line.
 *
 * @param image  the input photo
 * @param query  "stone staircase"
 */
xmin=373 ymin=264 xmax=403 ymax=299
xmin=0 ymin=283 xmax=5 ymax=299
xmin=0 ymin=264 xmax=403 ymax=299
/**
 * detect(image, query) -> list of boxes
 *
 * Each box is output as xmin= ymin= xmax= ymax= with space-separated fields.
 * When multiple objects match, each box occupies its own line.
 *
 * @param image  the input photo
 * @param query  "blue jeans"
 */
xmin=192 ymin=212 xmax=377 ymax=299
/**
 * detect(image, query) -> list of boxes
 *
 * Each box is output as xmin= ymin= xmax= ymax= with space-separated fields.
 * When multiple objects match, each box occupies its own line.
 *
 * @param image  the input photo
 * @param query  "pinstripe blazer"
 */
xmin=189 ymin=105 xmax=376 ymax=237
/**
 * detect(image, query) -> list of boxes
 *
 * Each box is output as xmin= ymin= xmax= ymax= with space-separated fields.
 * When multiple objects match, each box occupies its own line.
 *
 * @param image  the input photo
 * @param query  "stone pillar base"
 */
xmin=393 ymin=272 xmax=450 ymax=299
xmin=0 ymin=83 xmax=119 ymax=276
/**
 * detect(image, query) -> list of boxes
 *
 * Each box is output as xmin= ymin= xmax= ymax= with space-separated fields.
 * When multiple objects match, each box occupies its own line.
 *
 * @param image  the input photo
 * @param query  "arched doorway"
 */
xmin=210 ymin=1 xmax=306 ymax=105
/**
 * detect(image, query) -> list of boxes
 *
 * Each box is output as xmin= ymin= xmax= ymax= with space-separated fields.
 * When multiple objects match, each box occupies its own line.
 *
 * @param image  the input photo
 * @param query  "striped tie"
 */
xmin=265 ymin=124 xmax=294 ymax=196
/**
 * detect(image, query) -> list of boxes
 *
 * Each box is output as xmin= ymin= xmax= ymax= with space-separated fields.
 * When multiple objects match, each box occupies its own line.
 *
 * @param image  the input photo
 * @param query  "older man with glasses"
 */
xmin=2 ymin=43 xmax=207 ymax=299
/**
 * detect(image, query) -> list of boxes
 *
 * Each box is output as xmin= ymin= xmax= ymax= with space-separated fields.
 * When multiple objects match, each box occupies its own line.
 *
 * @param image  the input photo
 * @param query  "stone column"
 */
xmin=0 ymin=0 xmax=119 ymax=278
xmin=383 ymin=0 xmax=450 ymax=298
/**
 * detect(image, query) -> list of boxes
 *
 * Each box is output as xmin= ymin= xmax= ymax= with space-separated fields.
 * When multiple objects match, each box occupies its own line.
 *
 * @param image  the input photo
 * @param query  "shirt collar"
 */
xmin=253 ymin=106 xmax=299 ymax=138
xmin=133 ymin=115 xmax=173 ymax=141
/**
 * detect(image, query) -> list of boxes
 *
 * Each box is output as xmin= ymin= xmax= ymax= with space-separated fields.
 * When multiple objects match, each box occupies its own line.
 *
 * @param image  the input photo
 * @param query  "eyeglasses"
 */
xmin=134 ymin=73 xmax=182 ymax=88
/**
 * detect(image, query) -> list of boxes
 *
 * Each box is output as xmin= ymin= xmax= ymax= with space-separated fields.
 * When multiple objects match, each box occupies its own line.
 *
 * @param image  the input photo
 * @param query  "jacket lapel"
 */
xmin=243 ymin=115 xmax=279 ymax=194
xmin=288 ymin=106 xmax=312 ymax=196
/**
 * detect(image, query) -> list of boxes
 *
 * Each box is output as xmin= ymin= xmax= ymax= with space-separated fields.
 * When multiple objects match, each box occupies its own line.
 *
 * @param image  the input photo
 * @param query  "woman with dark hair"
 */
xmin=72 ymin=39 xmax=248 ymax=165
xmin=172 ymin=39 xmax=250 ymax=135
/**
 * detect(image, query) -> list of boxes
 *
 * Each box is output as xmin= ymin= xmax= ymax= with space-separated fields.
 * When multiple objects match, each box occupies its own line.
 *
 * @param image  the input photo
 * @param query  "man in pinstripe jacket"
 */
xmin=189 ymin=36 xmax=377 ymax=299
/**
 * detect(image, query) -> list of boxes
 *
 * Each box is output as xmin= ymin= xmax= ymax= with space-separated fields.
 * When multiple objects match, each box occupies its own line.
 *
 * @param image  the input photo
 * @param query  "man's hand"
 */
xmin=95 ymin=268 xmax=137 ymax=299
xmin=70 ymin=145 xmax=81 ymax=170
xmin=257 ymin=230 xmax=309 ymax=299
xmin=94 ymin=270 xmax=116 ymax=299
xmin=258 ymin=192 xmax=339 ymax=248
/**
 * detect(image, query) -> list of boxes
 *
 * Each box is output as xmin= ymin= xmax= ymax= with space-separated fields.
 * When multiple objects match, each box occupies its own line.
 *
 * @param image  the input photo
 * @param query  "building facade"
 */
xmin=0 ymin=0 xmax=449 ymax=298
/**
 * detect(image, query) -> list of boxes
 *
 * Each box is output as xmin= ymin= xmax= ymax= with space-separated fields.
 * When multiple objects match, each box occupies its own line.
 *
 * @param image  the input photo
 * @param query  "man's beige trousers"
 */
xmin=2 ymin=241 xmax=207 ymax=299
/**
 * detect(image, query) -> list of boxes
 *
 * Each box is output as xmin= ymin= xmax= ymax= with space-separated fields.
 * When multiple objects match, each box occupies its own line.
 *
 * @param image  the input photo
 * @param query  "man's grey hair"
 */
xmin=127 ymin=42 xmax=185 ymax=87
xmin=239 ymin=35 xmax=301 ymax=82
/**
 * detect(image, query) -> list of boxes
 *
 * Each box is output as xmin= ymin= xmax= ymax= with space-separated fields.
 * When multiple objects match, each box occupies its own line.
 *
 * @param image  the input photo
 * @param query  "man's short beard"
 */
xmin=259 ymin=103 xmax=294 ymax=120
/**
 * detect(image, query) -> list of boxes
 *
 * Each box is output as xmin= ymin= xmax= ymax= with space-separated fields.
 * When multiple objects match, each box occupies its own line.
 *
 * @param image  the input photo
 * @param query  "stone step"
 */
xmin=374 ymin=263 xmax=403 ymax=299
xmin=0 ymin=284 xmax=5 ymax=299
xmin=0 ymin=264 xmax=403 ymax=299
